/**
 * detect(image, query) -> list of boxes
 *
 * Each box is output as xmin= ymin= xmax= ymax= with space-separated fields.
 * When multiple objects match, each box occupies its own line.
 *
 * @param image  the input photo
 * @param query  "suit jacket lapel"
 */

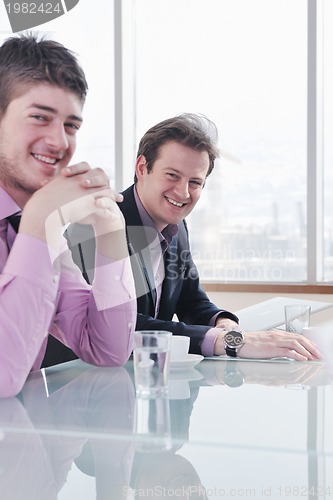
xmin=127 ymin=233 xmax=157 ymax=308
xmin=159 ymin=235 xmax=180 ymax=306
xmin=120 ymin=186 xmax=157 ymax=310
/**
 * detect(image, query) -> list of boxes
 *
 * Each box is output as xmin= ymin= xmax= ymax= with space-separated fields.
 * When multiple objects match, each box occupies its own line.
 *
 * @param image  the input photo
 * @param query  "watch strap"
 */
xmin=225 ymin=346 xmax=237 ymax=358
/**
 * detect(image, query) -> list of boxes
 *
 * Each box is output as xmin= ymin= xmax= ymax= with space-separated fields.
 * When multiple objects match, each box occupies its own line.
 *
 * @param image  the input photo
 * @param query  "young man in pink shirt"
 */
xmin=0 ymin=34 xmax=136 ymax=398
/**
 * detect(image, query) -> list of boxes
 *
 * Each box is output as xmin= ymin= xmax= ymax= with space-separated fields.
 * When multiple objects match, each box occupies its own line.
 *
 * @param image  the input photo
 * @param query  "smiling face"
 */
xmin=0 ymin=82 xmax=83 ymax=207
xmin=135 ymin=141 xmax=209 ymax=231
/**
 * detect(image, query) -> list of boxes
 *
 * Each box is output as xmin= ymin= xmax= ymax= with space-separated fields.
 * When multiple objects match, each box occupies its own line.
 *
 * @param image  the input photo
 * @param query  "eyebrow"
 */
xmin=29 ymin=103 xmax=83 ymax=123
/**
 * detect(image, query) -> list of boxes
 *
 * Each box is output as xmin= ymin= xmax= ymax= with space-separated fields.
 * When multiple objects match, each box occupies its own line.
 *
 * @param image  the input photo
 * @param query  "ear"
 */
xmin=135 ymin=155 xmax=147 ymax=181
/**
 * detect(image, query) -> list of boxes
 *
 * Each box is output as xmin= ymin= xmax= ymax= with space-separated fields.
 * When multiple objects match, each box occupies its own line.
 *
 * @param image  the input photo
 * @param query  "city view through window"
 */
xmin=134 ymin=0 xmax=332 ymax=283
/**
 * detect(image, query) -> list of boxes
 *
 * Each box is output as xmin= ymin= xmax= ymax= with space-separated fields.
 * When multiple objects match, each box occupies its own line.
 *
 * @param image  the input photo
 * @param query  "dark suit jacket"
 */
xmin=63 ymin=185 xmax=238 ymax=356
xmin=119 ymin=185 xmax=238 ymax=354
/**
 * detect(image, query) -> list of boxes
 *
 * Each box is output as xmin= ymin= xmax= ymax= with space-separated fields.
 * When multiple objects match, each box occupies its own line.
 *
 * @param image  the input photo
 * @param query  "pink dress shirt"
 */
xmin=0 ymin=188 xmax=136 ymax=398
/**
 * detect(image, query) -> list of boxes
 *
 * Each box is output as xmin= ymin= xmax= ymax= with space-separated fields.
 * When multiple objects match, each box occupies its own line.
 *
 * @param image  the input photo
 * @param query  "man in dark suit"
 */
xmin=118 ymin=183 xmax=238 ymax=355
xmin=68 ymin=113 xmax=320 ymax=361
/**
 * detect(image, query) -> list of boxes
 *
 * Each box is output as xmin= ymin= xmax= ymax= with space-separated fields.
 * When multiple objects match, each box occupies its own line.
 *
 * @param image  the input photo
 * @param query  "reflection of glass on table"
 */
xmin=133 ymin=395 xmax=172 ymax=453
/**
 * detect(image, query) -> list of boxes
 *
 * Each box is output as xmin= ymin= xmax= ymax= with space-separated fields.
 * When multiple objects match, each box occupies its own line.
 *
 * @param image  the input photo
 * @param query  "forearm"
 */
xmin=93 ymin=219 xmax=129 ymax=262
xmin=53 ymin=251 xmax=136 ymax=366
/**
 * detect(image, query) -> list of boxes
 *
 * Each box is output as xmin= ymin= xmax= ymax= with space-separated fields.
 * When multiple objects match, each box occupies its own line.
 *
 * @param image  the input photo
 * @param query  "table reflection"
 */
xmin=198 ymin=358 xmax=332 ymax=389
xmin=0 ymin=362 xmax=206 ymax=499
xmin=0 ymin=358 xmax=332 ymax=499
xmin=0 ymin=398 xmax=57 ymax=500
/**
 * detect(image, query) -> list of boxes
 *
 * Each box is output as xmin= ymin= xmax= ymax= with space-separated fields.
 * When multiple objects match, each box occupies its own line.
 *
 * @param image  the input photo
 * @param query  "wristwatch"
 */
xmin=224 ymin=329 xmax=245 ymax=358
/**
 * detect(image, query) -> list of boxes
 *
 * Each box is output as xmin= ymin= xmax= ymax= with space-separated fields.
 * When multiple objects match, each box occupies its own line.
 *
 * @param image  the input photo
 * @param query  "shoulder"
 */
xmin=119 ymin=185 xmax=135 ymax=209
xmin=118 ymin=185 xmax=142 ymax=226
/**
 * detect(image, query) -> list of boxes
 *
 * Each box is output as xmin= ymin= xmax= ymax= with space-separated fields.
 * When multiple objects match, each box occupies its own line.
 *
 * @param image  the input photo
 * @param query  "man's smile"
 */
xmin=31 ymin=153 xmax=60 ymax=166
xmin=165 ymin=196 xmax=186 ymax=208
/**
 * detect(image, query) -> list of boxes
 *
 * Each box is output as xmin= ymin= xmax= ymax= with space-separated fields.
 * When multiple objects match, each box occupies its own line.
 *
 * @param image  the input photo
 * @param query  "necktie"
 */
xmin=6 ymin=213 xmax=21 ymax=233
xmin=1 ymin=214 xmax=21 ymax=271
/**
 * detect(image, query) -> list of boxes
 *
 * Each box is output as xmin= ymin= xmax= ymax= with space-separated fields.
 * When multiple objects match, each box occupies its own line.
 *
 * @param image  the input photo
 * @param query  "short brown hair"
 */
xmin=134 ymin=113 xmax=219 ymax=183
xmin=0 ymin=33 xmax=88 ymax=118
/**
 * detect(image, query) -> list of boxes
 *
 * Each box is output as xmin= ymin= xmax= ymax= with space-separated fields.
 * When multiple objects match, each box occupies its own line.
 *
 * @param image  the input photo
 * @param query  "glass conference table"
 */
xmin=1 ymin=352 xmax=333 ymax=499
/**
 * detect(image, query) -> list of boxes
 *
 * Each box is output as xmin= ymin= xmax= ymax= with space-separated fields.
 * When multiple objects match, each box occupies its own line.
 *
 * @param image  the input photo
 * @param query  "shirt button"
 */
xmin=128 ymin=322 xmax=132 ymax=329
xmin=52 ymin=275 xmax=59 ymax=284
xmin=115 ymin=275 xmax=120 ymax=281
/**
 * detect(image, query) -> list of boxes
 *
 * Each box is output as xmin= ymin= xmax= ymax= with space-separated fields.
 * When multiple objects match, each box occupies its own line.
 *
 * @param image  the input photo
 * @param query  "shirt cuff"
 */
xmin=200 ymin=327 xmax=223 ymax=357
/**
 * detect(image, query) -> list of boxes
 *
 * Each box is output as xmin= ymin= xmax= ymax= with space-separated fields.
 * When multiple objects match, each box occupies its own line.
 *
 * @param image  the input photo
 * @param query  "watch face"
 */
xmin=224 ymin=331 xmax=244 ymax=348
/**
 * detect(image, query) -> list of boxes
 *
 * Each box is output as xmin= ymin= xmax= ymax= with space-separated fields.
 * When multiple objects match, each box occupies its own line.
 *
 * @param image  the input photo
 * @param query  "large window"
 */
xmin=125 ymin=0 xmax=331 ymax=285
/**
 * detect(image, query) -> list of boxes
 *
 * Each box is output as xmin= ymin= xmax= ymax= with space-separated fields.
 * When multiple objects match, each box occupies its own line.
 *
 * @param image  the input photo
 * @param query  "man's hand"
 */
xmin=61 ymin=162 xmax=123 ymax=202
xmin=59 ymin=162 xmax=127 ymax=260
xmin=214 ymin=329 xmax=322 ymax=361
xmin=215 ymin=317 xmax=239 ymax=332
xmin=20 ymin=162 xmax=125 ymax=249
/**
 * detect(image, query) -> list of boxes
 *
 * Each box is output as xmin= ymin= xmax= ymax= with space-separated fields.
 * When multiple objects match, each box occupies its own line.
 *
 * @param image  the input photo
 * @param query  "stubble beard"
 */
xmin=0 ymin=153 xmax=40 ymax=197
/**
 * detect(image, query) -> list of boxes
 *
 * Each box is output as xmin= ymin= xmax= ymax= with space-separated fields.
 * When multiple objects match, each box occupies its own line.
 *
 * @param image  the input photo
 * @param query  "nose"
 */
xmin=173 ymin=179 xmax=190 ymax=200
xmin=45 ymin=121 xmax=69 ymax=151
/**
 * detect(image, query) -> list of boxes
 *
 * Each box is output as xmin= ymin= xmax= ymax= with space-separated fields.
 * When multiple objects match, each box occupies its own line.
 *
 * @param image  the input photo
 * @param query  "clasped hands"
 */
xmin=21 ymin=162 xmax=125 ymax=246
xmin=52 ymin=162 xmax=124 ymax=229
xmin=214 ymin=317 xmax=322 ymax=362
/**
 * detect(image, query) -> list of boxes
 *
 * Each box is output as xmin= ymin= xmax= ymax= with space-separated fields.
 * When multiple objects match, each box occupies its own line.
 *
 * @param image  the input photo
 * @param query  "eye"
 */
xmin=166 ymin=172 xmax=178 ymax=180
xmin=189 ymin=179 xmax=204 ymax=188
xmin=30 ymin=114 xmax=48 ymax=122
xmin=65 ymin=122 xmax=81 ymax=134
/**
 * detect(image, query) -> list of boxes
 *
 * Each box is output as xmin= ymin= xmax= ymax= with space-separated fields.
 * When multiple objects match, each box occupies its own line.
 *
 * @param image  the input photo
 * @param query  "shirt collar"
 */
xmin=0 ymin=187 xmax=21 ymax=220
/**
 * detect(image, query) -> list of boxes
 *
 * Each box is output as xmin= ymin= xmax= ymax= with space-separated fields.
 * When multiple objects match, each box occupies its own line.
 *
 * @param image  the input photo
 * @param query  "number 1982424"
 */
xmin=277 ymin=485 xmax=332 ymax=496
xmin=5 ymin=3 xmax=62 ymax=14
